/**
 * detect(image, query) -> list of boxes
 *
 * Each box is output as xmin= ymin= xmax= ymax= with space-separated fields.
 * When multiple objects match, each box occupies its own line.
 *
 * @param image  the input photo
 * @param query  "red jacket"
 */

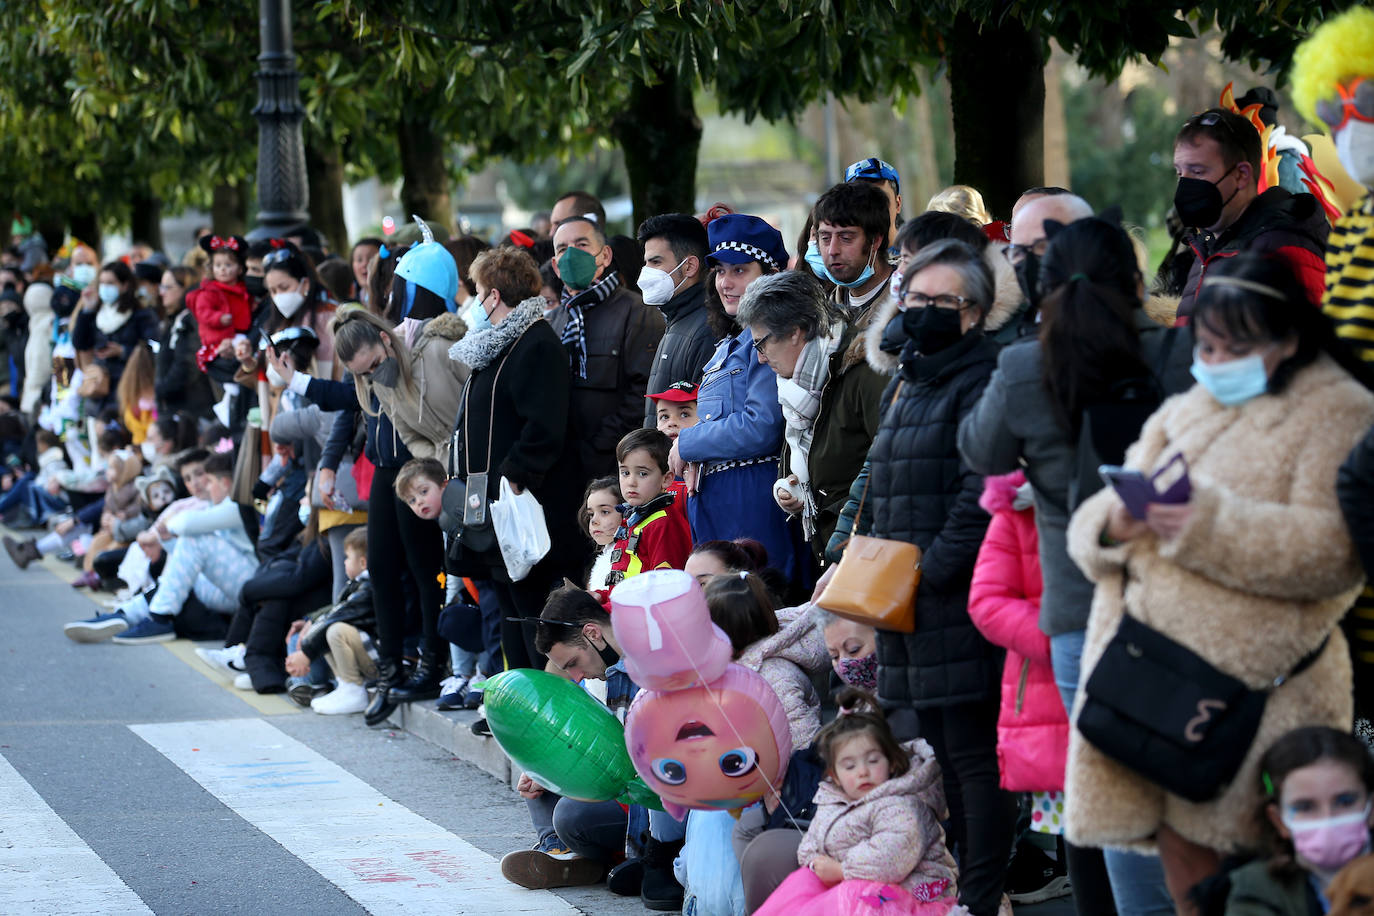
xmin=967 ymin=470 xmax=1068 ymax=792
xmin=186 ymin=280 xmax=254 ymax=352
xmin=608 ymin=491 xmax=692 ymax=584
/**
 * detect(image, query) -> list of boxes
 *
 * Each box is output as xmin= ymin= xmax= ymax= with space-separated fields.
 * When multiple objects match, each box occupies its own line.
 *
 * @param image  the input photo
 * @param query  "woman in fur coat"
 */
xmin=1064 ymin=254 xmax=1374 ymax=915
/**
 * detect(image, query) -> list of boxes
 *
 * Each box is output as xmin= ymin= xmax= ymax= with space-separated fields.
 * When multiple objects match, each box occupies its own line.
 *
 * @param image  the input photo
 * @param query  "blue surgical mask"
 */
xmin=465 ymin=296 xmax=494 ymax=333
xmin=97 ymin=283 xmax=120 ymax=304
xmin=806 ymin=242 xmax=876 ymax=290
xmin=1190 ymin=349 xmax=1270 ymax=407
xmin=298 ymin=502 xmax=311 ymax=526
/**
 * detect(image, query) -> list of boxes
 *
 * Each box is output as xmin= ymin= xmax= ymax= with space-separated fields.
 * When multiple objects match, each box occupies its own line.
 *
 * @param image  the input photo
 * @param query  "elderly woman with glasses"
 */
xmin=736 ymin=270 xmax=888 ymax=563
xmin=841 ymin=238 xmax=1014 ymax=915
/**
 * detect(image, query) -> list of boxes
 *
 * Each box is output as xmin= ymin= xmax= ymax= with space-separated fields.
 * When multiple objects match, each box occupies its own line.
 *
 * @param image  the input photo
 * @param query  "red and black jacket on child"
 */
xmin=606 ymin=490 xmax=692 ymax=585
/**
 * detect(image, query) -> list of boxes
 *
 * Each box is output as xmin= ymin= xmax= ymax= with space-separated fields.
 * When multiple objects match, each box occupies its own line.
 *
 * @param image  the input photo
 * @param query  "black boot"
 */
xmin=640 ymin=837 xmax=684 ymax=911
xmin=387 ymin=652 xmax=449 ymax=703
xmin=364 ymin=657 xmax=406 ymax=727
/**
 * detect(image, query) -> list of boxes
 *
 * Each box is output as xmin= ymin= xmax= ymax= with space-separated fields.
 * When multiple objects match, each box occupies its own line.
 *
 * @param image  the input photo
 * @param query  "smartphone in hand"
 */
xmin=1099 ymin=454 xmax=1191 ymax=520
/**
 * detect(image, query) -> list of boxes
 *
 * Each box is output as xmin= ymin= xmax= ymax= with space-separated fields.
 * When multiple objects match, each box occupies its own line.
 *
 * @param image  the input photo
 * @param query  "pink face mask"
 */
xmin=1283 ymin=804 xmax=1372 ymax=871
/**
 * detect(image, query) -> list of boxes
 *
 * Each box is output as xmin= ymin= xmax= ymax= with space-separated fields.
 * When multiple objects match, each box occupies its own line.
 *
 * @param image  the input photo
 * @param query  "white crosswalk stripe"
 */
xmin=129 ymin=717 xmax=580 ymax=915
xmin=0 ymin=752 xmax=153 ymax=915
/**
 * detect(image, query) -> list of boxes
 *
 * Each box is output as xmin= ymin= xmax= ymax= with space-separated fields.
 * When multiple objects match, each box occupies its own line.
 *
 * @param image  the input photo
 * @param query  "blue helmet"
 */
xmin=393 ymin=216 xmax=459 ymax=317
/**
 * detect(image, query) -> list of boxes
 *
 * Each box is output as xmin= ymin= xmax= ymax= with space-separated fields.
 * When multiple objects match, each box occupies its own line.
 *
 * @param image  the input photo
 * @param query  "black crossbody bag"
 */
xmin=1077 ymin=613 xmax=1328 ymax=802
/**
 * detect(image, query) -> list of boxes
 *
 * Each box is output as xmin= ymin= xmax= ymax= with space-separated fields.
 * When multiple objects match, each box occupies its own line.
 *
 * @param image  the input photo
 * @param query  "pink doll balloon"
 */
xmin=615 ymin=569 xmax=791 ymax=820
xmin=611 ymin=568 xmax=733 ymax=691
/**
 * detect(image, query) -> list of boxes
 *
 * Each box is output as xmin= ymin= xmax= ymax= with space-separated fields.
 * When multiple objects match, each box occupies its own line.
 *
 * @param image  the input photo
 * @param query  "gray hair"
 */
xmin=735 ymin=270 xmax=844 ymax=342
xmin=903 ymin=238 xmax=993 ymax=320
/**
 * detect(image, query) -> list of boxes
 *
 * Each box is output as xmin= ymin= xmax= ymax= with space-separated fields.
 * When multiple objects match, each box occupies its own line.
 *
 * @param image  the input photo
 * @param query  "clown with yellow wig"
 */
xmin=1292 ymin=6 xmax=1374 ymax=359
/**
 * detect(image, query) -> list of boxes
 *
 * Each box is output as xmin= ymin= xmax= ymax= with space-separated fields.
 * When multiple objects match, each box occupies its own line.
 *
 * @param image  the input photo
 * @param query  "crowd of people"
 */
xmin=4 ymin=10 xmax=1374 ymax=914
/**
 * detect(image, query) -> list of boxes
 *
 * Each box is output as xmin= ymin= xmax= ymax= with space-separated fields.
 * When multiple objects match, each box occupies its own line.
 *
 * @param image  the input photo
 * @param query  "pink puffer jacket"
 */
xmin=967 ymin=470 xmax=1068 ymax=792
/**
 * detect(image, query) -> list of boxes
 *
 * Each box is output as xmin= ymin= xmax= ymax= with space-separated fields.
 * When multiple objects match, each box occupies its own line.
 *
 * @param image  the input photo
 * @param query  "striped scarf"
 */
xmin=560 ymin=271 xmax=621 ymax=378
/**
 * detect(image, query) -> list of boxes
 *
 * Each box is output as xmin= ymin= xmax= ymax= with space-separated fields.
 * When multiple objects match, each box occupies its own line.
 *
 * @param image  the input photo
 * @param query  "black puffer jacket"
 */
xmin=643 ymin=281 xmax=714 ymax=426
xmin=867 ymin=332 xmax=1000 ymax=708
xmin=299 ymin=575 xmax=376 ymax=661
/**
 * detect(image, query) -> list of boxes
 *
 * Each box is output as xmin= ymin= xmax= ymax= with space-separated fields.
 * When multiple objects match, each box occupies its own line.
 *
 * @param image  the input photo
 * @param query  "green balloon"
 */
xmin=484 ymin=669 xmax=662 ymax=810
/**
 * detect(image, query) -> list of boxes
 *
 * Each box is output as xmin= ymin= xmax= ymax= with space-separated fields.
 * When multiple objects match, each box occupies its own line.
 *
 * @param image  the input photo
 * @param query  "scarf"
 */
xmin=449 ymin=297 xmax=544 ymax=371
xmin=559 ymin=271 xmax=621 ymax=378
xmin=96 ymin=302 xmax=131 ymax=336
xmin=776 ymin=321 xmax=844 ymax=540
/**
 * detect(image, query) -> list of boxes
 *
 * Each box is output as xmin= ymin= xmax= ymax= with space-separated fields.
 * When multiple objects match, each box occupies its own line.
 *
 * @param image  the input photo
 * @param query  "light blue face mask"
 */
xmin=298 ymin=501 xmax=311 ymax=526
xmin=465 ymin=296 xmax=495 ymax=333
xmin=1190 ymin=350 xmax=1270 ymax=407
xmin=805 ymin=241 xmax=876 ymax=290
xmin=97 ymin=283 xmax=120 ymax=304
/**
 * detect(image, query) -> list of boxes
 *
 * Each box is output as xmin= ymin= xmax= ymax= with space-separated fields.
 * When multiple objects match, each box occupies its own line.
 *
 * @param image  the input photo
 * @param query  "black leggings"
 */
xmin=919 ymin=700 xmax=1019 ymax=916
xmin=368 ymin=465 xmax=446 ymax=665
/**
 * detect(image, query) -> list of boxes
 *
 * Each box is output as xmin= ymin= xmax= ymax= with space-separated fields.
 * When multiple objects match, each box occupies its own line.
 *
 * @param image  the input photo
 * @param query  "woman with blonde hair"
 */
xmin=927 ymin=185 xmax=994 ymax=228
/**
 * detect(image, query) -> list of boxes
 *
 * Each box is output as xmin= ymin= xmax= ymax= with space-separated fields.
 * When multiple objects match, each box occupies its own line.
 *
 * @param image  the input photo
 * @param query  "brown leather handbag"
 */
xmin=817 ymin=383 xmax=921 ymax=633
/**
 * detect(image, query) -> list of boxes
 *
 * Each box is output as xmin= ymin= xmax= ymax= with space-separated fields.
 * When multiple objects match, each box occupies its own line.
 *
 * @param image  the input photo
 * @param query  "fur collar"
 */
xmin=417 ymin=311 xmax=468 ymax=345
xmin=448 ymin=298 xmax=544 ymax=371
xmin=864 ymin=245 xmax=1022 ymax=375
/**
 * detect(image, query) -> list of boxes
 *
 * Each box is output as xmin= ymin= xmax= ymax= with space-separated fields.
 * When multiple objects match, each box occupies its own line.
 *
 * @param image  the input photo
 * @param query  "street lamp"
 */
xmin=246 ymin=0 xmax=310 ymax=241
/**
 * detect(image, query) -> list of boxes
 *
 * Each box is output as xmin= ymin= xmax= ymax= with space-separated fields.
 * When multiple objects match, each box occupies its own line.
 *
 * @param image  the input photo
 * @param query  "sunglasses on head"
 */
xmin=1316 ymin=78 xmax=1374 ymax=133
xmin=263 ymin=248 xmax=296 ymax=266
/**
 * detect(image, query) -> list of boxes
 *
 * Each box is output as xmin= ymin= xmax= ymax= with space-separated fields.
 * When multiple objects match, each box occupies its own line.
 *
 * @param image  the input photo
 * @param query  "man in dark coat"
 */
xmin=636 ymin=213 xmax=715 ymax=426
xmin=552 ymin=216 xmax=664 ymax=484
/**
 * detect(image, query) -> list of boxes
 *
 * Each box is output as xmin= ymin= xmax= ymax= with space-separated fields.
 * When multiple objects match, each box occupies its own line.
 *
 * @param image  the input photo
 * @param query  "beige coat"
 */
xmin=1065 ymin=355 xmax=1374 ymax=853
xmin=371 ymin=312 xmax=468 ymax=466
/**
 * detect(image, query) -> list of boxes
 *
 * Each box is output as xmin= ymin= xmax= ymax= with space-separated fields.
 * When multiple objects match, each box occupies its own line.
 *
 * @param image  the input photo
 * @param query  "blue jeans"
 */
xmin=1051 ymin=629 xmax=1174 ymax=916
xmin=526 ymin=793 xmax=628 ymax=865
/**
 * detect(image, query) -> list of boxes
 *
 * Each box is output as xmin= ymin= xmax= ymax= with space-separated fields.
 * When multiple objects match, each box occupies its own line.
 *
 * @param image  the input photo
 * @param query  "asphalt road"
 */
xmin=0 ymin=538 xmax=1078 ymax=915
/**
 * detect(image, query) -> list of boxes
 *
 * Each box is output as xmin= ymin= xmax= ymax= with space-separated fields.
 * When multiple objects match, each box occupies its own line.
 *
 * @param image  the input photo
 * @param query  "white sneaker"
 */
xmin=195 ymin=644 xmax=247 ymax=676
xmin=311 ymin=681 xmax=369 ymax=715
xmin=233 ymin=673 xmax=253 ymax=690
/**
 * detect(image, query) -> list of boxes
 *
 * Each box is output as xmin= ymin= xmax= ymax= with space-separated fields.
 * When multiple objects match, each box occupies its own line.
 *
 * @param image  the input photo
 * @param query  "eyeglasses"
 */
xmin=750 ymin=333 xmax=772 ymax=354
xmin=158 ymin=283 xmax=179 ymax=292
xmin=1316 ymin=78 xmax=1374 ymax=132
xmin=1003 ymin=238 xmax=1049 ymax=266
xmin=900 ymin=291 xmax=972 ymax=310
xmin=1183 ymin=110 xmax=1244 ymax=144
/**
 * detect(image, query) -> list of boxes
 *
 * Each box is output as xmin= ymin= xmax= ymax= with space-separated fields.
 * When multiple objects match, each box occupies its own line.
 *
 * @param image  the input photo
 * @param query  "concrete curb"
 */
xmin=388 ymin=702 xmax=518 ymax=789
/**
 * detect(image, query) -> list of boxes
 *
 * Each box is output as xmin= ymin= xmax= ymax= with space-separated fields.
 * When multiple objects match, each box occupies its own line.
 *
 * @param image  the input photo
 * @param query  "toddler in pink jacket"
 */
xmin=754 ymin=689 xmax=964 ymax=916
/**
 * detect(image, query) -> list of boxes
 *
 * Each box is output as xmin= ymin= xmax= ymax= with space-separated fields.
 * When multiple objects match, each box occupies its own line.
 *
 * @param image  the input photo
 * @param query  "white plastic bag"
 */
xmin=490 ymin=476 xmax=551 ymax=582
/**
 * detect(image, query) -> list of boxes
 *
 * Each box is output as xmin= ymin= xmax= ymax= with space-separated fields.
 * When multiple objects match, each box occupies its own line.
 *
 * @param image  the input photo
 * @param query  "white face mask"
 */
xmin=637 ymin=260 xmax=686 ymax=306
xmin=141 ymin=440 xmax=157 ymax=463
xmin=1336 ymin=120 xmax=1374 ymax=189
xmin=266 ymin=362 xmax=286 ymax=388
xmin=97 ymin=283 xmax=120 ymax=304
xmin=273 ymin=289 xmax=306 ymax=318
xmin=70 ymin=263 xmax=97 ymax=287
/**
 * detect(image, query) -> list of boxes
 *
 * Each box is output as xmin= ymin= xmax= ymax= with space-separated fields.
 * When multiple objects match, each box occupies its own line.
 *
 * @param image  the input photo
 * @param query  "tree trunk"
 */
xmin=36 ymin=215 xmax=66 ymax=261
xmin=130 ymin=188 xmax=163 ymax=251
xmin=1042 ymin=43 xmax=1071 ymax=192
xmin=212 ymin=183 xmax=249 ymax=236
xmin=306 ymin=136 xmax=348 ymax=255
xmin=948 ymin=13 xmax=1046 ymax=218
xmin=69 ymin=212 xmax=101 ymax=256
xmin=612 ymin=67 xmax=702 ymax=230
xmin=397 ymin=115 xmax=452 ymax=233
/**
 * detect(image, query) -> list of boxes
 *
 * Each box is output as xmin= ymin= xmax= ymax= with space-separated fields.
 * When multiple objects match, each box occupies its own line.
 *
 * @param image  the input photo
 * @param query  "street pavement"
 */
xmin=0 ymin=538 xmax=1077 ymax=915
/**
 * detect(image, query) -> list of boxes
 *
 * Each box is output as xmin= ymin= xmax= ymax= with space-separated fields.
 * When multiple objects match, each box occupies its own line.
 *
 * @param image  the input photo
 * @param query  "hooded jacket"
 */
xmin=737 ymin=604 xmax=831 ymax=749
xmin=967 ymin=471 xmax=1068 ymax=793
xmin=1064 ymin=355 xmax=1374 ymax=854
xmin=797 ymin=738 xmax=959 ymax=900
xmin=643 ymin=281 xmax=714 ymax=426
xmin=367 ymin=312 xmax=468 ymax=466
xmin=1176 ymin=187 xmax=1330 ymax=322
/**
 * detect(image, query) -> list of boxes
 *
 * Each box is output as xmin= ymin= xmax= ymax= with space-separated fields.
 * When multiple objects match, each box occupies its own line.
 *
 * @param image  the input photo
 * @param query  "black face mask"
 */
xmin=901 ymin=306 xmax=965 ymax=355
xmin=244 ymin=275 xmax=267 ymax=300
xmin=1173 ymin=165 xmax=1238 ymax=230
xmin=593 ymin=636 xmax=620 ymax=669
xmin=1013 ymin=250 xmax=1042 ymax=313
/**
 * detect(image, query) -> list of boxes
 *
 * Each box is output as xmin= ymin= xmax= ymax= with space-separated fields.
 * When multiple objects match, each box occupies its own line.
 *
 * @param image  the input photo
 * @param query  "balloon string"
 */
xmin=656 ymin=616 xmax=803 ymax=829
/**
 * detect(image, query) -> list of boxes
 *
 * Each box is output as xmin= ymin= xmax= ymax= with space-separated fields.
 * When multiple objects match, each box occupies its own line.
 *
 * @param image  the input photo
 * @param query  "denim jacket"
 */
xmin=675 ymin=328 xmax=783 ymax=466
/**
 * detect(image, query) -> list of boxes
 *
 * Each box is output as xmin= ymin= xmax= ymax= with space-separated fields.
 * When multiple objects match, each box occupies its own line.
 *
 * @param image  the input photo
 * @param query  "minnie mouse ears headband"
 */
xmin=198 ymin=234 xmax=248 ymax=257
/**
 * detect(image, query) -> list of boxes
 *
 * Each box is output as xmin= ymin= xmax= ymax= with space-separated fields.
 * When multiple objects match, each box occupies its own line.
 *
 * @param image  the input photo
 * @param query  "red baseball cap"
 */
xmin=645 ymin=381 xmax=699 ymax=403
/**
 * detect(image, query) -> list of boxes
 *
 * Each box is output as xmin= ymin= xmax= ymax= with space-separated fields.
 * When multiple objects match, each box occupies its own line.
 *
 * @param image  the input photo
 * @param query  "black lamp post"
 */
xmin=245 ymin=0 xmax=310 ymax=241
